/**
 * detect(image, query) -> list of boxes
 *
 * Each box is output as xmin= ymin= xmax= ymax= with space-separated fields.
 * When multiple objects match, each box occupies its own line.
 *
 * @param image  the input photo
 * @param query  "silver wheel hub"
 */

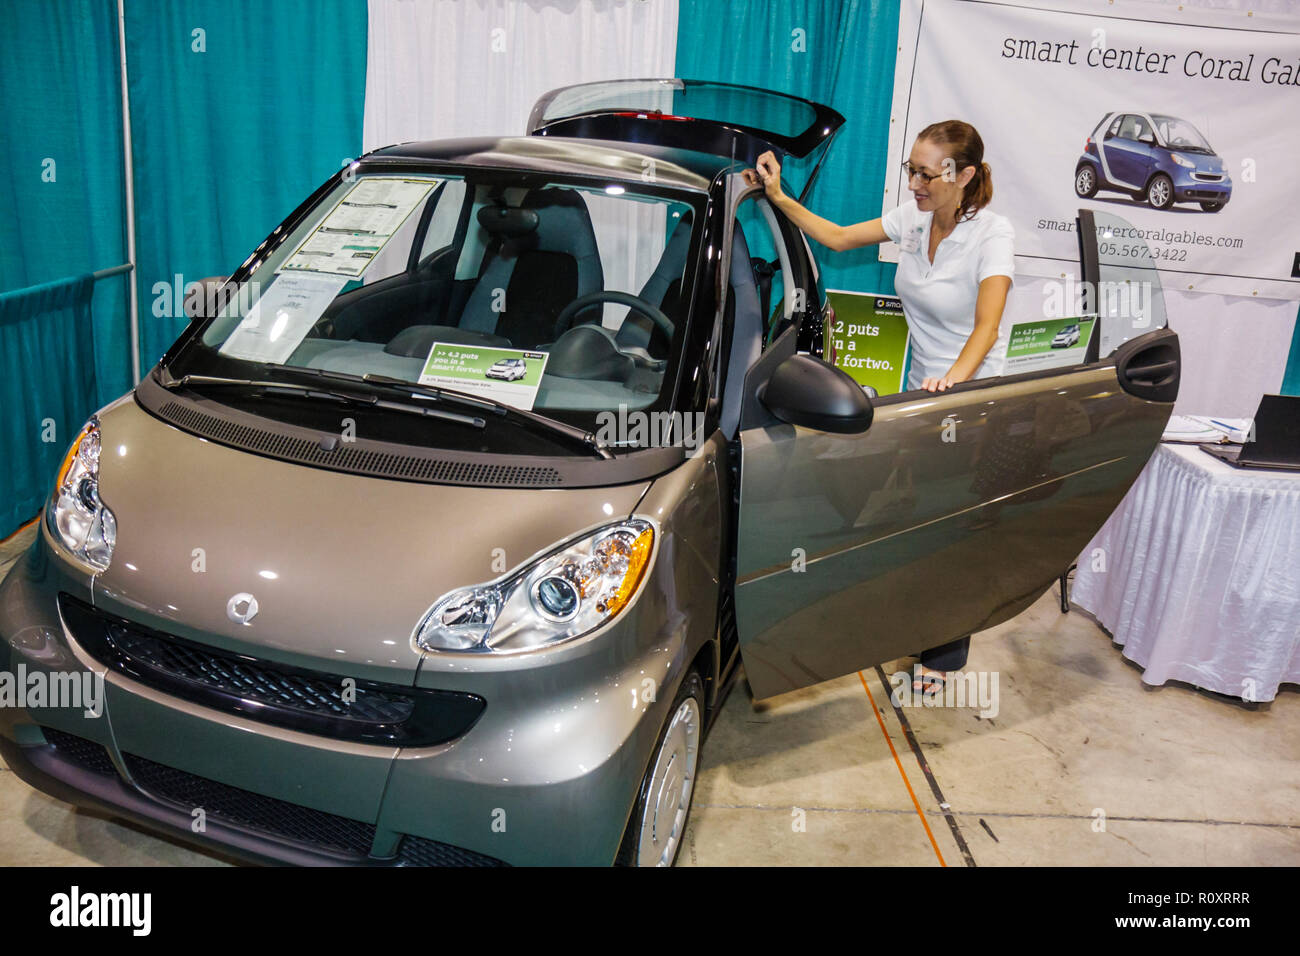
xmin=1076 ymin=169 xmax=1093 ymax=191
xmin=637 ymin=696 xmax=700 ymax=866
xmin=1151 ymin=180 xmax=1170 ymax=205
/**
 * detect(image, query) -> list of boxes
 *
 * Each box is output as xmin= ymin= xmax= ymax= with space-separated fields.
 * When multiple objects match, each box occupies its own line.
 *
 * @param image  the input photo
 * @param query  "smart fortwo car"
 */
xmin=1075 ymin=111 xmax=1231 ymax=211
xmin=1051 ymin=323 xmax=1081 ymax=348
xmin=0 ymin=79 xmax=1180 ymax=867
xmin=485 ymin=358 xmax=528 ymax=381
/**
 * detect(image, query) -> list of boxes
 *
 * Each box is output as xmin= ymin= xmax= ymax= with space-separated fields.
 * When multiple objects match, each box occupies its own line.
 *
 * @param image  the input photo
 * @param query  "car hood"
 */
xmin=88 ymin=397 xmax=649 ymax=685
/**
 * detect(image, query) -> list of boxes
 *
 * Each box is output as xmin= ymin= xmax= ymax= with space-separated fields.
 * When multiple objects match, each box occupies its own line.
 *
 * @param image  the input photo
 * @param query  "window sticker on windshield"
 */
xmin=278 ymin=178 xmax=438 ymax=278
xmin=417 ymin=343 xmax=549 ymax=411
xmin=217 ymin=273 xmax=349 ymax=364
xmin=1002 ymin=316 xmax=1096 ymax=375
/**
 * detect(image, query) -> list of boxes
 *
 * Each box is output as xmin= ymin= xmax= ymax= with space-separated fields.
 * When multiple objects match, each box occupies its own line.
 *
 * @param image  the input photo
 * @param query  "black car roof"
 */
xmin=365 ymin=135 xmax=736 ymax=193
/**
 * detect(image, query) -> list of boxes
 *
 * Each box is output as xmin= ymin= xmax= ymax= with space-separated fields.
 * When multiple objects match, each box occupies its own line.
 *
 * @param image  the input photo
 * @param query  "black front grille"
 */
xmin=41 ymin=728 xmax=117 ymax=775
xmin=109 ymin=625 xmax=414 ymax=725
xmin=59 ymin=595 xmax=486 ymax=746
xmin=397 ymin=834 xmax=509 ymax=867
xmin=122 ymin=752 xmax=378 ymax=858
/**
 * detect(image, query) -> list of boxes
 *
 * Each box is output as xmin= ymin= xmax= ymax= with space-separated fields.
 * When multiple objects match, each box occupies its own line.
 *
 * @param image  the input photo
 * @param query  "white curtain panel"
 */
xmin=364 ymin=0 xmax=680 ymax=320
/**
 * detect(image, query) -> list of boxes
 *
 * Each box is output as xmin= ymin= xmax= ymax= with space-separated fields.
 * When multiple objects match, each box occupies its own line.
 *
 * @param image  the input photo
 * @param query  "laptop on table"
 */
xmin=1199 ymin=395 xmax=1300 ymax=472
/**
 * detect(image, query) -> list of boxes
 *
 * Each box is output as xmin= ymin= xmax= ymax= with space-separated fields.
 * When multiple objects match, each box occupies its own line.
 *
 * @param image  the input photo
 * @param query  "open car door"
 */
xmin=733 ymin=209 xmax=1180 ymax=699
xmin=527 ymin=78 xmax=845 ymax=201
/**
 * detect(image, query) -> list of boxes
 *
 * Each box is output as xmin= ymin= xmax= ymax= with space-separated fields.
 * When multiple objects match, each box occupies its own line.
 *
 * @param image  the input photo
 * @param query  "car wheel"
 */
xmin=1200 ymin=200 xmax=1226 ymax=212
xmin=615 ymin=669 xmax=704 ymax=867
xmin=1074 ymin=165 xmax=1098 ymax=198
xmin=1147 ymin=173 xmax=1174 ymax=210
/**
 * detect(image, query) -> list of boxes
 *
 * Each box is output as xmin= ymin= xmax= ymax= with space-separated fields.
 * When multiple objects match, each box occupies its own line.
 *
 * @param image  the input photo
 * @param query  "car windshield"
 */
xmin=174 ymin=169 xmax=703 ymax=441
xmin=1151 ymin=115 xmax=1212 ymax=152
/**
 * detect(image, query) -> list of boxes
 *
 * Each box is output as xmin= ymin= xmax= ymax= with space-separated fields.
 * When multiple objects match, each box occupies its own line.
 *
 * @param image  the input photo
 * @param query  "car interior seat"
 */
xmin=455 ymin=186 xmax=604 ymax=347
xmin=615 ymin=210 xmax=694 ymax=358
xmin=719 ymin=223 xmax=763 ymax=439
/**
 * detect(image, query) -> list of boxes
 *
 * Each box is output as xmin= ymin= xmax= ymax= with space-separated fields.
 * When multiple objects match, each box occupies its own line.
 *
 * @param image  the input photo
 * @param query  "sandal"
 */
xmin=912 ymin=672 xmax=946 ymax=693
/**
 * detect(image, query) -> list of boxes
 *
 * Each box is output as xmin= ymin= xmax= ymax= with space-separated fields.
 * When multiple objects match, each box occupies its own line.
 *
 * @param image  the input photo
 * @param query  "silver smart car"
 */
xmin=0 ymin=79 xmax=1179 ymax=866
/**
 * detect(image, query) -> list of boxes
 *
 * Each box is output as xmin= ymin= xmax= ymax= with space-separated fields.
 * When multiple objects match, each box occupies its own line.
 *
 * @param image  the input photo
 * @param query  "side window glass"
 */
xmin=1118 ymin=115 xmax=1139 ymax=140
xmin=1107 ymin=116 xmax=1122 ymax=138
xmin=1090 ymin=210 xmax=1167 ymax=357
xmin=418 ymin=179 xmax=468 ymax=262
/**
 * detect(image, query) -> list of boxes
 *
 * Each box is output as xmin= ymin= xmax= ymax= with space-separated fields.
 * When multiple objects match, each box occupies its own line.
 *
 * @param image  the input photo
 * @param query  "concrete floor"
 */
xmin=2 ymin=519 xmax=1297 ymax=866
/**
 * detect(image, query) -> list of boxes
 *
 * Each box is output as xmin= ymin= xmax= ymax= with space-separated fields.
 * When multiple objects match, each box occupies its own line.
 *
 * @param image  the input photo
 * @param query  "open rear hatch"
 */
xmin=527 ymin=78 xmax=845 ymax=200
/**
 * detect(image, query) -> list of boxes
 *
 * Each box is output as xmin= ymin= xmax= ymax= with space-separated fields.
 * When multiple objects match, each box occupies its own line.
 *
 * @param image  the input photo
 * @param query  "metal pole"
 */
xmin=92 ymin=262 xmax=133 ymax=282
xmin=117 ymin=0 xmax=140 ymax=382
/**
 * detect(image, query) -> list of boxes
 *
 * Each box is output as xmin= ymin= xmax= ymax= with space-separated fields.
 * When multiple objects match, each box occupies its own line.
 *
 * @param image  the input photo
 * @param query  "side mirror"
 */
xmin=760 ymin=354 xmax=873 ymax=433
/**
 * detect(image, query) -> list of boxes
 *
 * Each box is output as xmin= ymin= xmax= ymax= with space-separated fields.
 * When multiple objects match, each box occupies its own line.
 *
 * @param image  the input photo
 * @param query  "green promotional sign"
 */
xmin=827 ymin=292 xmax=910 ymax=396
xmin=1004 ymin=316 xmax=1096 ymax=374
xmin=418 ymin=343 xmax=549 ymax=409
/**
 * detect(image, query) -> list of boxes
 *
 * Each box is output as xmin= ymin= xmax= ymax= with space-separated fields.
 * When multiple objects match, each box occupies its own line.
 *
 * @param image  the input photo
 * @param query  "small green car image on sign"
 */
xmin=486 ymin=357 xmax=529 ymax=381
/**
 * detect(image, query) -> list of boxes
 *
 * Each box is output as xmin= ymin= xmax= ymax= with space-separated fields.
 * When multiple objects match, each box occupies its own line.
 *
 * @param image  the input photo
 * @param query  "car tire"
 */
xmin=1146 ymin=173 xmax=1175 ymax=210
xmin=1200 ymin=200 xmax=1226 ymax=212
xmin=1074 ymin=164 xmax=1099 ymax=198
xmin=615 ymin=668 xmax=704 ymax=867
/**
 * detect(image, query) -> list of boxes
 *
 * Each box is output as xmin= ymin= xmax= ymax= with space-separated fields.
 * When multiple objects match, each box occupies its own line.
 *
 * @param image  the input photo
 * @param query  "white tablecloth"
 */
xmin=1072 ymin=443 xmax=1300 ymax=701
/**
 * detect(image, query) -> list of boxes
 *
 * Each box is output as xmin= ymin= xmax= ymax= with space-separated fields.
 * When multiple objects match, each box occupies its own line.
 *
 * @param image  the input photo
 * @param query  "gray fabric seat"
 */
xmin=719 ymin=225 xmax=763 ymax=439
xmin=615 ymin=211 xmax=694 ymax=356
xmin=456 ymin=187 xmax=604 ymax=347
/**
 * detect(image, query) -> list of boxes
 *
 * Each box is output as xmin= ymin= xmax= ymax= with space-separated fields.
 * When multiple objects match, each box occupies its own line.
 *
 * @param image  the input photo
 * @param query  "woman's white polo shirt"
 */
xmin=881 ymin=200 xmax=1016 ymax=388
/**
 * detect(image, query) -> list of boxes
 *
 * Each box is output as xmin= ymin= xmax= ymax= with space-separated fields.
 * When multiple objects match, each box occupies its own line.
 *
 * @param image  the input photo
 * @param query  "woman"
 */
xmin=744 ymin=119 xmax=1014 ymax=689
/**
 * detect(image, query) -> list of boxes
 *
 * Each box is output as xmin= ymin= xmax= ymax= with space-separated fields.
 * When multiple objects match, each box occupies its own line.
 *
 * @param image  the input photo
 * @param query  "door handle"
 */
xmin=1122 ymin=359 xmax=1178 ymax=384
xmin=1114 ymin=334 xmax=1180 ymax=402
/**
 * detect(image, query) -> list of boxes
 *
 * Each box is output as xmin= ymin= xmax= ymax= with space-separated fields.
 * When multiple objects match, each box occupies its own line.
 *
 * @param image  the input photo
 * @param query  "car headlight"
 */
xmin=1171 ymin=153 xmax=1195 ymax=169
xmin=46 ymin=420 xmax=116 ymax=571
xmin=414 ymin=518 xmax=656 ymax=653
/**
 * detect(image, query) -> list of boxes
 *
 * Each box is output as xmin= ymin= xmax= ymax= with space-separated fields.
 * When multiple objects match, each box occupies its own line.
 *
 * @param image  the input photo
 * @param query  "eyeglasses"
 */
xmin=901 ymin=161 xmax=943 ymax=184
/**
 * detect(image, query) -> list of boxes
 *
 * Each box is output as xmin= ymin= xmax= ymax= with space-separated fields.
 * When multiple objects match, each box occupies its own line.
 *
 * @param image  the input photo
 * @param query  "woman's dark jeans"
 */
xmin=921 ymin=635 xmax=970 ymax=671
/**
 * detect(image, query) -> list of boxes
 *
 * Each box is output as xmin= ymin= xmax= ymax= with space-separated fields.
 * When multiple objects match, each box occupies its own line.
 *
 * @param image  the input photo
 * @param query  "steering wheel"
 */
xmin=553 ymin=291 xmax=674 ymax=341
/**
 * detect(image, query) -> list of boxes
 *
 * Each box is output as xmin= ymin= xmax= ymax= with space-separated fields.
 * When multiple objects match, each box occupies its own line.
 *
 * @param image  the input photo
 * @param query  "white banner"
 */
xmin=885 ymin=0 xmax=1300 ymax=300
xmin=362 ymin=0 xmax=679 ymax=323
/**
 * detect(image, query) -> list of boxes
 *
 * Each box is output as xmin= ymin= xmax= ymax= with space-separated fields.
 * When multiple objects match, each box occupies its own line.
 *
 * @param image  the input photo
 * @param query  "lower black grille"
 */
xmin=59 ymin=594 xmax=485 ymax=746
xmin=122 ymin=752 xmax=378 ymax=858
xmin=397 ymin=834 xmax=509 ymax=867
xmin=41 ymin=728 xmax=117 ymax=775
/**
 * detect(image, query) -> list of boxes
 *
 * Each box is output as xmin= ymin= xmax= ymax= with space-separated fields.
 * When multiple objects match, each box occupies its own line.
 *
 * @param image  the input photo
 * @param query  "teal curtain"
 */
xmin=1283 ymin=307 xmax=1300 ymax=395
xmin=124 ymin=0 xmax=368 ymax=369
xmin=675 ymin=0 xmax=901 ymax=296
xmin=0 ymin=0 xmax=132 ymax=407
xmin=0 ymin=275 xmax=98 ymax=535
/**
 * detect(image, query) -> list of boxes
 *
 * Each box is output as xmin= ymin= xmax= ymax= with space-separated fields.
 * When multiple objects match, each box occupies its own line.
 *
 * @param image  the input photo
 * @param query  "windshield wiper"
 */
xmin=359 ymin=372 xmax=613 ymax=460
xmin=156 ymin=371 xmax=486 ymax=428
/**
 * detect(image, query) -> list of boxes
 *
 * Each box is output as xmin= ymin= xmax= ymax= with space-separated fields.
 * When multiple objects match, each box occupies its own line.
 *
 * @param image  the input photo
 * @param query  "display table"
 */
xmin=1071 ymin=442 xmax=1300 ymax=701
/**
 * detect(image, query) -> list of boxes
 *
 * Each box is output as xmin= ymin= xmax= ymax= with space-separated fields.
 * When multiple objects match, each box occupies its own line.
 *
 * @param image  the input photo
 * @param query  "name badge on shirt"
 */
xmin=899 ymin=225 xmax=923 ymax=254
